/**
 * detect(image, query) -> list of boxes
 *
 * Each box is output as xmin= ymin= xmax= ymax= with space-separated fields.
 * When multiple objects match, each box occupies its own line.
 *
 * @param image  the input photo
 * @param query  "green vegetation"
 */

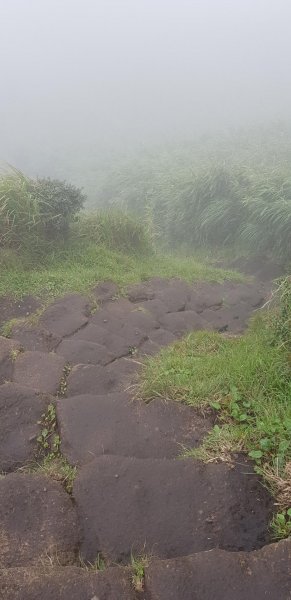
xmin=0 ymin=168 xmax=85 ymax=252
xmin=139 ymin=278 xmax=291 ymax=529
xmin=98 ymin=127 xmax=291 ymax=262
xmin=32 ymin=456 xmax=77 ymax=494
xmin=271 ymin=509 xmax=291 ymax=540
xmin=0 ymin=166 xmax=242 ymax=304
xmin=33 ymin=402 xmax=76 ymax=493
xmin=131 ymin=553 xmax=150 ymax=592
xmin=0 ymin=238 xmax=240 ymax=303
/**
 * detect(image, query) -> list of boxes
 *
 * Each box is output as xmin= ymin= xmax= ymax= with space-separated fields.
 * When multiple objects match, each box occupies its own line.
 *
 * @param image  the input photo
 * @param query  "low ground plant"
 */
xmin=139 ymin=278 xmax=291 ymax=536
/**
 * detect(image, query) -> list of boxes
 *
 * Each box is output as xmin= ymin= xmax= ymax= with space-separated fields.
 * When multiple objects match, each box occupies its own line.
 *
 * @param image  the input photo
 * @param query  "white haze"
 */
xmin=1 ymin=0 xmax=291 ymax=180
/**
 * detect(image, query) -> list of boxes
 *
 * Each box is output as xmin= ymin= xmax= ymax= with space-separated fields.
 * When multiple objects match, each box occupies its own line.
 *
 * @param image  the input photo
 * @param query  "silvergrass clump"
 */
xmin=74 ymin=208 xmax=154 ymax=255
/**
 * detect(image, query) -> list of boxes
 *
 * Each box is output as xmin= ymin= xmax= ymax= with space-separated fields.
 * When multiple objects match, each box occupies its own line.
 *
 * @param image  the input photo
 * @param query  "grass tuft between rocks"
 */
xmin=138 ymin=299 xmax=291 ymax=538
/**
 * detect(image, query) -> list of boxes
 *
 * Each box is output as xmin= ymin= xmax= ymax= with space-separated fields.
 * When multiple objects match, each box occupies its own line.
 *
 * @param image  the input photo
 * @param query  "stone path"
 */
xmin=0 ymin=274 xmax=290 ymax=599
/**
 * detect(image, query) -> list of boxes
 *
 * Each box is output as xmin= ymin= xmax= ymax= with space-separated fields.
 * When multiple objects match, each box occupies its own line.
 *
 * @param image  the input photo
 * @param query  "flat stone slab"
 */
xmin=145 ymin=539 xmax=291 ymax=600
xmin=156 ymin=281 xmax=192 ymax=313
xmin=73 ymin=456 xmax=273 ymax=562
xmin=93 ymin=280 xmax=119 ymax=303
xmin=0 ymin=473 xmax=79 ymax=567
xmin=158 ymin=311 xmax=208 ymax=335
xmin=202 ymin=305 xmax=251 ymax=333
xmin=56 ymin=338 xmax=114 ymax=366
xmin=0 ymin=383 xmax=51 ymax=472
xmin=74 ymin=323 xmax=136 ymax=358
xmin=0 ymin=565 xmax=136 ymax=600
xmin=11 ymin=323 xmax=61 ymax=352
xmin=57 ymin=394 xmax=211 ymax=465
xmin=0 ymin=337 xmax=22 ymax=384
xmin=147 ymin=328 xmax=177 ymax=346
xmin=138 ymin=298 xmax=170 ymax=320
xmin=66 ymin=357 xmax=140 ymax=396
xmin=127 ymin=282 xmax=155 ymax=302
xmin=40 ymin=294 xmax=91 ymax=337
xmin=13 ymin=351 xmax=66 ymax=394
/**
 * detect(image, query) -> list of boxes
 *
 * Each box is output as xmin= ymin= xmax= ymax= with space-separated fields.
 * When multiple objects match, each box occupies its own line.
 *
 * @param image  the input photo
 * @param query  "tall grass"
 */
xmin=74 ymin=209 xmax=153 ymax=254
xmin=97 ymin=127 xmax=291 ymax=261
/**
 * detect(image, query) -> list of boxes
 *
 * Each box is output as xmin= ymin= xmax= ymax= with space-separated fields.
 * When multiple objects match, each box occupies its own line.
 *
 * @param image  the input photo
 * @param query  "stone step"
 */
xmin=0 ymin=336 xmax=22 ymax=384
xmin=66 ymin=357 xmax=141 ymax=396
xmin=0 ymin=382 xmax=52 ymax=473
xmin=39 ymin=294 xmax=91 ymax=338
xmin=57 ymin=393 xmax=211 ymax=465
xmin=73 ymin=455 xmax=273 ymax=563
xmin=73 ymin=323 xmax=142 ymax=358
xmin=145 ymin=539 xmax=291 ymax=600
xmin=0 ymin=473 xmax=79 ymax=568
xmin=56 ymin=338 xmax=115 ymax=366
xmin=13 ymin=350 xmax=66 ymax=395
xmin=1 ymin=540 xmax=289 ymax=599
xmin=0 ymin=565 xmax=136 ymax=600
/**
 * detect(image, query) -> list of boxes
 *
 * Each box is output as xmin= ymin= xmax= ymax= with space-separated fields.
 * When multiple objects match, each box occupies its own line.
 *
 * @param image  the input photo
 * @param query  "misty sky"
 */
xmin=1 ymin=0 xmax=291 ymax=174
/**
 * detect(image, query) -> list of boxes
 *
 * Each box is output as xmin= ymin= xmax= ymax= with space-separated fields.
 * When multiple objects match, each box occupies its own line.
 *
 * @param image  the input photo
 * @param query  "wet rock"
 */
xmin=66 ymin=357 xmax=140 ymax=396
xmin=0 ymin=473 xmax=79 ymax=567
xmin=0 ymin=565 xmax=137 ymax=600
xmin=73 ymin=323 xmax=138 ymax=358
xmin=0 ymin=383 xmax=51 ymax=472
xmin=13 ymin=351 xmax=66 ymax=394
xmin=0 ymin=337 xmax=22 ymax=384
xmin=158 ymin=311 xmax=208 ymax=335
xmin=0 ymin=565 xmax=136 ymax=600
xmin=145 ymin=539 xmax=291 ymax=600
xmin=93 ymin=280 xmax=119 ymax=303
xmin=73 ymin=456 xmax=273 ymax=563
xmin=40 ymin=294 xmax=91 ymax=337
xmin=11 ymin=323 xmax=61 ymax=352
xmin=127 ymin=282 xmax=155 ymax=302
xmin=56 ymin=339 xmax=114 ymax=366
xmin=57 ymin=394 xmax=210 ymax=465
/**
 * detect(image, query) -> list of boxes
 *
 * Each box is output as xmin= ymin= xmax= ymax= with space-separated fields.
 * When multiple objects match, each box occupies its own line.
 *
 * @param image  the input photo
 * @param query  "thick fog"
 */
xmin=1 ymin=0 xmax=291 ymax=178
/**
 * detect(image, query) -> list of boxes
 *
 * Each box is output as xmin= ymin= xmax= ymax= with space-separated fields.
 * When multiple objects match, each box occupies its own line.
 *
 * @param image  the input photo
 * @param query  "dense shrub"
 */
xmin=0 ymin=168 xmax=85 ymax=251
xmin=29 ymin=177 xmax=85 ymax=237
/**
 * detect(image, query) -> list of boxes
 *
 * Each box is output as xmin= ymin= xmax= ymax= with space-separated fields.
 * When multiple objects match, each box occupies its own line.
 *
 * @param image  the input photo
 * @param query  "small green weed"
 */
xmin=58 ymin=364 xmax=71 ymax=397
xmin=182 ymin=424 xmax=245 ymax=463
xmin=37 ymin=403 xmax=60 ymax=457
xmin=271 ymin=509 xmax=291 ymax=539
xmin=31 ymin=456 xmax=77 ymax=493
xmin=131 ymin=553 xmax=150 ymax=592
xmin=80 ymin=553 xmax=107 ymax=572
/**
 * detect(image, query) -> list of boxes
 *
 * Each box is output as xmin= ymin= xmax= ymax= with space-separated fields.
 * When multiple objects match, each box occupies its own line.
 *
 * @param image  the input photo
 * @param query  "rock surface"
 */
xmin=0 ymin=272 xmax=285 ymax=599
xmin=57 ymin=394 xmax=211 ymax=465
xmin=0 ymin=473 xmax=79 ymax=567
xmin=73 ymin=455 xmax=273 ymax=563
xmin=13 ymin=350 xmax=66 ymax=394
xmin=0 ymin=383 xmax=51 ymax=472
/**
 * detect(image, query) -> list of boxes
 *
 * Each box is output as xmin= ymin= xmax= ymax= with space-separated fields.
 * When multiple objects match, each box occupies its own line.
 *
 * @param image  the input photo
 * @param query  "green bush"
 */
xmin=0 ymin=168 xmax=85 ymax=252
xmin=29 ymin=177 xmax=85 ymax=237
xmin=74 ymin=209 xmax=153 ymax=255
